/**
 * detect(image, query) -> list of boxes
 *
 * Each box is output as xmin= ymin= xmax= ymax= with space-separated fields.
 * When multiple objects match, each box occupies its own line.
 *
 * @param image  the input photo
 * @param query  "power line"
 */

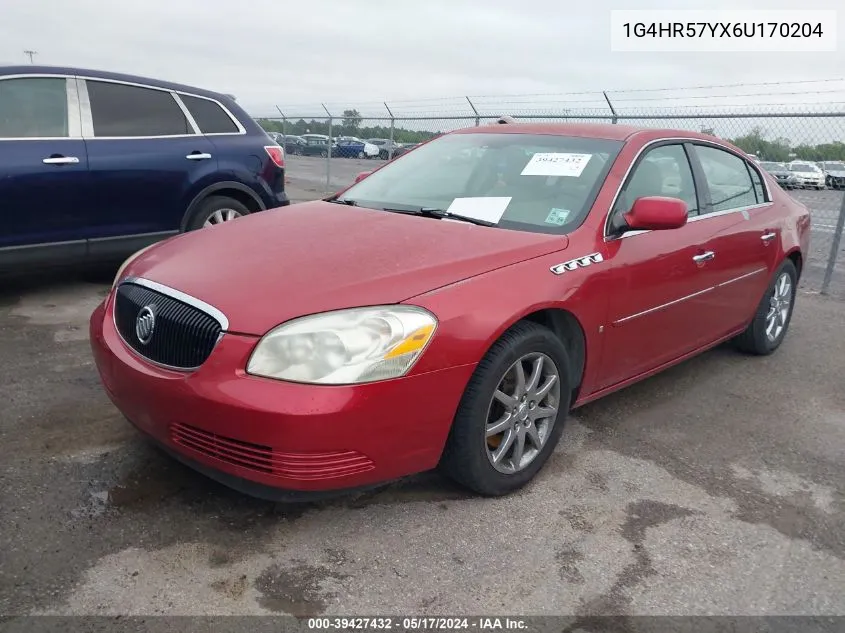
xmin=23 ymin=50 xmax=37 ymax=64
xmin=465 ymin=77 xmax=845 ymax=100
xmin=272 ymin=78 xmax=845 ymax=112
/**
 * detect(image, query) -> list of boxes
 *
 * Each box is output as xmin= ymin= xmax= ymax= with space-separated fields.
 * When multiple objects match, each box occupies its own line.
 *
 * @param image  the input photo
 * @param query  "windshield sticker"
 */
xmin=521 ymin=153 xmax=592 ymax=177
xmin=447 ymin=197 xmax=512 ymax=223
xmin=545 ymin=208 xmax=571 ymax=226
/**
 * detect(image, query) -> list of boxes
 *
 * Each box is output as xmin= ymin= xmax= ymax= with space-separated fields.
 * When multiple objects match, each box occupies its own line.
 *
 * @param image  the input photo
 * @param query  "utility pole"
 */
xmin=23 ymin=50 xmax=37 ymax=64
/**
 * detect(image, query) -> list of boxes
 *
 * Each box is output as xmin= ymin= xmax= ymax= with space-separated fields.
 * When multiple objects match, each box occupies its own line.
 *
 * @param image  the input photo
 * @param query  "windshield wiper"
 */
xmin=380 ymin=206 xmax=495 ymax=227
xmin=326 ymin=197 xmax=358 ymax=206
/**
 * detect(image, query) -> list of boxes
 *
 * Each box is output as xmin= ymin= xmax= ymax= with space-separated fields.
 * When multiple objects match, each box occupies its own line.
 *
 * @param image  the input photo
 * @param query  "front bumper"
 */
xmin=89 ymin=296 xmax=475 ymax=498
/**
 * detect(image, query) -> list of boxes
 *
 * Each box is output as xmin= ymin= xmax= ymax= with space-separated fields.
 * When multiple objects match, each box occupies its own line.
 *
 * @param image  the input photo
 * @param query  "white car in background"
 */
xmin=820 ymin=161 xmax=845 ymax=189
xmin=788 ymin=161 xmax=826 ymax=189
xmin=335 ymin=136 xmax=380 ymax=158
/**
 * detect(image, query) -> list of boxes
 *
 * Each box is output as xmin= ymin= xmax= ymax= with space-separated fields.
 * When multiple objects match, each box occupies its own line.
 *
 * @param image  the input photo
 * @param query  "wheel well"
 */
xmin=208 ymin=188 xmax=262 ymax=214
xmin=182 ymin=186 xmax=264 ymax=231
xmin=787 ymin=250 xmax=803 ymax=280
xmin=521 ymin=309 xmax=586 ymax=401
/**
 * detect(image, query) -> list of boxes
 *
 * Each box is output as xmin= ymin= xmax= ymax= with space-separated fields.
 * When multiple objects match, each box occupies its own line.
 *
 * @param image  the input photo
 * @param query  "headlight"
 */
xmin=246 ymin=306 xmax=437 ymax=385
xmin=112 ymin=243 xmax=157 ymax=288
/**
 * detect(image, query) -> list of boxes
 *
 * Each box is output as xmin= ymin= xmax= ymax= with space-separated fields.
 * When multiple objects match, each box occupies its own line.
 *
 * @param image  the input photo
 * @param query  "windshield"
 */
xmin=789 ymin=163 xmax=816 ymax=172
xmin=337 ymin=132 xmax=624 ymax=234
xmin=761 ymin=162 xmax=784 ymax=170
xmin=824 ymin=162 xmax=845 ymax=170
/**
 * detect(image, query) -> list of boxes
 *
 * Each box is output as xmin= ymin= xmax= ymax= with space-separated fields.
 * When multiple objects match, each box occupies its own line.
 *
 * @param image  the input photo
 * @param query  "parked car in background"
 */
xmin=282 ymin=135 xmax=307 ymax=156
xmin=820 ymin=161 xmax=845 ymax=189
xmin=0 ymin=65 xmax=288 ymax=273
xmin=300 ymin=136 xmax=331 ymax=157
xmin=92 ymin=122 xmax=808 ymax=500
xmin=366 ymin=138 xmax=401 ymax=159
xmin=760 ymin=161 xmax=799 ymax=189
xmin=788 ymin=161 xmax=826 ymax=189
xmin=392 ymin=142 xmax=420 ymax=158
xmin=301 ymin=133 xmax=332 ymax=145
xmin=334 ymin=138 xmax=379 ymax=159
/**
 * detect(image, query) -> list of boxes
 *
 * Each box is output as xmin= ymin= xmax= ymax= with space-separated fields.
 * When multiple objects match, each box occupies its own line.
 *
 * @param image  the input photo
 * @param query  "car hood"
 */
xmin=126 ymin=200 xmax=569 ymax=335
xmin=827 ymin=169 xmax=845 ymax=177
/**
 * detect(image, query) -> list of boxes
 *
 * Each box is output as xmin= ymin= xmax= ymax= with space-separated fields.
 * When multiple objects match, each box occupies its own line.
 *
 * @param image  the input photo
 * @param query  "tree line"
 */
xmin=727 ymin=127 xmax=845 ymax=162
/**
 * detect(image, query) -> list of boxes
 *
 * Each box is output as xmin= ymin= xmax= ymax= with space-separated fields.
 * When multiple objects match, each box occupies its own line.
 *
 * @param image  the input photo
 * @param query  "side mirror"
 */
xmin=354 ymin=171 xmax=372 ymax=183
xmin=623 ymin=196 xmax=688 ymax=231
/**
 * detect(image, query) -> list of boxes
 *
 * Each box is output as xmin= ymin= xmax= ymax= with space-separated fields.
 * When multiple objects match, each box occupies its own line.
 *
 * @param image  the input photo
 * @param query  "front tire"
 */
xmin=186 ymin=195 xmax=250 ymax=231
xmin=439 ymin=321 xmax=572 ymax=496
xmin=734 ymin=259 xmax=798 ymax=355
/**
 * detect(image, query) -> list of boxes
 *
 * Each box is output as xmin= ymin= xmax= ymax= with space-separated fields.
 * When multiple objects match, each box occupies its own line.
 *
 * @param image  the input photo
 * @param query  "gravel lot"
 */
xmin=1 ymin=159 xmax=844 ymax=620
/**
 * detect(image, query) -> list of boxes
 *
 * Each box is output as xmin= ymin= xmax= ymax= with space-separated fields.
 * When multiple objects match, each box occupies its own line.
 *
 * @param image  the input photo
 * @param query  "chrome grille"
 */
xmin=114 ymin=281 xmax=223 ymax=369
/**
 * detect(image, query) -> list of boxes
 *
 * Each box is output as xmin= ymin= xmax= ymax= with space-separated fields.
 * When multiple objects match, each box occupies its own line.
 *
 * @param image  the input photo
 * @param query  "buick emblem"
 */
xmin=135 ymin=305 xmax=156 ymax=345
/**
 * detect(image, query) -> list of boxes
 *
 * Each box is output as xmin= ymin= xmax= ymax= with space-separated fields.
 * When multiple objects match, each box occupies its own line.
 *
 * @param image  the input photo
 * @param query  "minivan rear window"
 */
xmin=181 ymin=94 xmax=240 ymax=134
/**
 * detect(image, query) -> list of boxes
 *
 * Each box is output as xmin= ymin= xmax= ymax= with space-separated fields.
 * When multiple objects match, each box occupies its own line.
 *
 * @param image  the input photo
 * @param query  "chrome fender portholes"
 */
xmin=550 ymin=253 xmax=604 ymax=275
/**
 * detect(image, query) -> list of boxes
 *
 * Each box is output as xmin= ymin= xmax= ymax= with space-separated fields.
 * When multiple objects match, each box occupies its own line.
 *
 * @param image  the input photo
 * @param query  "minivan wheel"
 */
xmin=439 ymin=321 xmax=572 ymax=496
xmin=187 ymin=195 xmax=250 ymax=231
xmin=320 ymin=150 xmax=328 ymax=158
xmin=734 ymin=259 xmax=798 ymax=355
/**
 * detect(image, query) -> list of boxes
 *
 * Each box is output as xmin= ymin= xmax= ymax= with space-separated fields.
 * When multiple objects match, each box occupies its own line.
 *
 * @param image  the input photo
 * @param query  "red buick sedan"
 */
xmin=89 ymin=122 xmax=810 ymax=500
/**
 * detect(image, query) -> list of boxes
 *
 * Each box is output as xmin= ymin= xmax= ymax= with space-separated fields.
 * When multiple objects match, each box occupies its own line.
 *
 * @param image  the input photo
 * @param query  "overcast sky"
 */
xmin=1 ymin=0 xmax=843 ymax=118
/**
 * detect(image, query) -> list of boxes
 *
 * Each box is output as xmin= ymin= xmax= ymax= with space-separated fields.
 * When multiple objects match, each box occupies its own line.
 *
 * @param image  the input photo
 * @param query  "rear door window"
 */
xmin=0 ymin=77 xmax=69 ymax=138
xmin=180 ymin=94 xmax=240 ymax=134
xmin=86 ymin=80 xmax=192 ymax=137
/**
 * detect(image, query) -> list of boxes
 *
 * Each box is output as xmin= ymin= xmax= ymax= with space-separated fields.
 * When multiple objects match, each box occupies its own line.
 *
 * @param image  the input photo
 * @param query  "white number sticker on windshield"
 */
xmin=521 ymin=153 xmax=592 ymax=177
xmin=447 ymin=197 xmax=512 ymax=223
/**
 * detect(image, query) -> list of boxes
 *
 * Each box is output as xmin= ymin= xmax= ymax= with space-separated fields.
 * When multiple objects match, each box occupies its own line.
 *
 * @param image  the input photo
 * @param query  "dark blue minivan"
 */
xmin=0 ymin=65 xmax=289 ymax=271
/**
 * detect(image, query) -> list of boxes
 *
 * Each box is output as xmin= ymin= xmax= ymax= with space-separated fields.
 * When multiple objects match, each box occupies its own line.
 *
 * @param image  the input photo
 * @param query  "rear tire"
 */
xmin=734 ymin=259 xmax=798 ymax=356
xmin=439 ymin=321 xmax=572 ymax=496
xmin=186 ymin=195 xmax=250 ymax=231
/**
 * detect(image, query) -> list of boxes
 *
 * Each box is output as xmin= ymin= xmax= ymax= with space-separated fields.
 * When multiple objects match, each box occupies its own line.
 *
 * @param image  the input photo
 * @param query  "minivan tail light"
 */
xmin=264 ymin=145 xmax=285 ymax=168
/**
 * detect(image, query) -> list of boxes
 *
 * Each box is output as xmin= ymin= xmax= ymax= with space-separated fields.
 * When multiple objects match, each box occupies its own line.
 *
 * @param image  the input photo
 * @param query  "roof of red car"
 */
xmin=451 ymin=122 xmax=720 ymax=143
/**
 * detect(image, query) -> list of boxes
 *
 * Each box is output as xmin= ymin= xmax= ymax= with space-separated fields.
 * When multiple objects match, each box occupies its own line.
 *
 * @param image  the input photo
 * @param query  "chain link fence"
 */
xmin=258 ymin=106 xmax=845 ymax=297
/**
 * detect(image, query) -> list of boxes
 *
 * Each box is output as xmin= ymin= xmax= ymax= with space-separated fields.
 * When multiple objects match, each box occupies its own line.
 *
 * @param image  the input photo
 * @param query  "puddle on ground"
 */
xmin=254 ymin=560 xmax=349 ymax=616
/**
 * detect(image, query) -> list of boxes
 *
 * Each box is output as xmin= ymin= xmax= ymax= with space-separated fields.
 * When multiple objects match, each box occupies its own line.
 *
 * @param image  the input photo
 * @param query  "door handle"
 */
xmin=693 ymin=251 xmax=715 ymax=263
xmin=761 ymin=232 xmax=777 ymax=243
xmin=42 ymin=156 xmax=79 ymax=165
xmin=186 ymin=152 xmax=212 ymax=160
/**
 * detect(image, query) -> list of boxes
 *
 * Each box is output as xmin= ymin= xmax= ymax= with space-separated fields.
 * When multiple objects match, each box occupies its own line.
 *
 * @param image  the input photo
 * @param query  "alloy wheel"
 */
xmin=765 ymin=271 xmax=793 ymax=342
xmin=203 ymin=208 xmax=242 ymax=228
xmin=484 ymin=352 xmax=560 ymax=474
